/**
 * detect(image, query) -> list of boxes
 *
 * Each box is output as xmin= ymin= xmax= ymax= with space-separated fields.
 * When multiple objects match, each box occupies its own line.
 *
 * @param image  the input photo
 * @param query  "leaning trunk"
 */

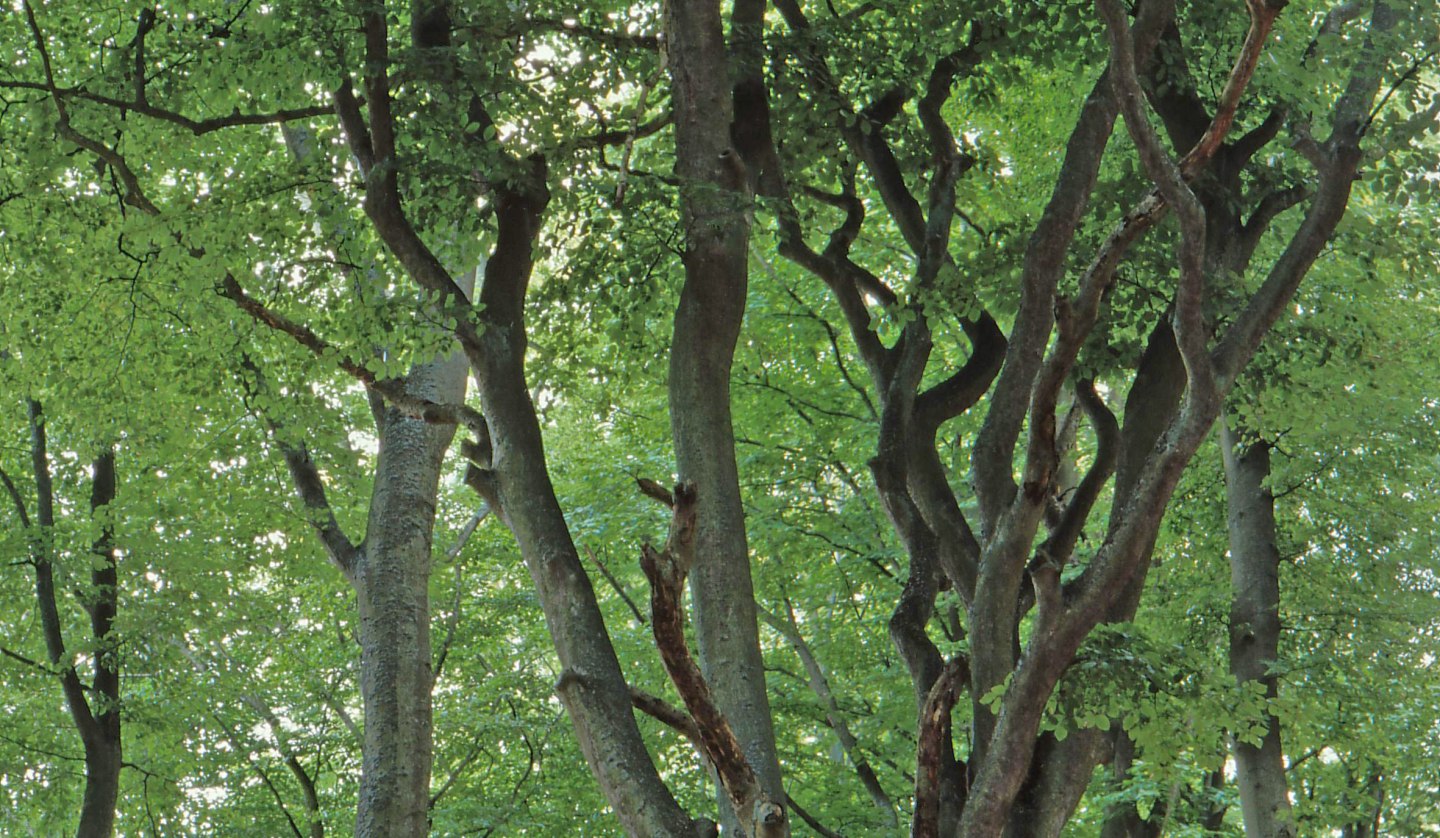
xmin=469 ymin=184 xmax=699 ymax=837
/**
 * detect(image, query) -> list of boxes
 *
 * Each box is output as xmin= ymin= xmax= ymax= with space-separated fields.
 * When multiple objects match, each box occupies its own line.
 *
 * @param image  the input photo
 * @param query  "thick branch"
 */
xmin=1098 ymin=0 xmax=1219 ymax=407
xmin=913 ymin=656 xmax=968 ymax=838
xmin=639 ymin=483 xmax=785 ymax=838
xmin=1214 ymin=0 xmax=1399 ymax=384
xmin=26 ymin=401 xmax=99 ymax=745
xmin=1040 ymin=379 xmax=1118 ymax=566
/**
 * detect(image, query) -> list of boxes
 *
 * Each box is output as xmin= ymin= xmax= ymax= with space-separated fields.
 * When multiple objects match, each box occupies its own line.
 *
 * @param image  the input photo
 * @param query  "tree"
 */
xmin=2 ymin=0 xmax=1437 ymax=835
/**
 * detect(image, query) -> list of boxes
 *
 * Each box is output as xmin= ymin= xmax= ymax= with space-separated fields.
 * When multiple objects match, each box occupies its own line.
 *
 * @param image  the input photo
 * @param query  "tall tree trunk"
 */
xmin=19 ymin=405 xmax=123 ymax=837
xmin=78 ymin=447 xmax=122 ymax=838
xmin=328 ymin=2 xmax=700 ymax=819
xmin=1221 ymin=424 xmax=1295 ymax=838
xmin=665 ymin=0 xmax=786 ymax=832
xmin=352 ymin=341 xmax=468 ymax=838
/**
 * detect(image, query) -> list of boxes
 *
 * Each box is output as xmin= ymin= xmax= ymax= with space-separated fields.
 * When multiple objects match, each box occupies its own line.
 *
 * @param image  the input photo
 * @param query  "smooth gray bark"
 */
xmin=665 ymin=0 xmax=786 ymax=832
xmin=1221 ymin=425 xmax=1296 ymax=838
xmin=353 ymin=307 xmax=469 ymax=838
xmin=468 ymin=186 xmax=700 ymax=837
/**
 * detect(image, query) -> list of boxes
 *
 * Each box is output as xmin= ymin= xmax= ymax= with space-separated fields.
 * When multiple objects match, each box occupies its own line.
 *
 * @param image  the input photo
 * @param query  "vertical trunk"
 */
xmin=1004 ymin=730 xmax=1107 ymax=838
xmin=665 ymin=0 xmax=785 ymax=830
xmin=76 ymin=745 xmax=122 ymax=838
xmin=78 ymin=448 xmax=122 ymax=838
xmin=1221 ymin=424 xmax=1295 ymax=838
xmin=353 ymin=317 xmax=469 ymax=838
xmin=1098 ymin=732 xmax=1162 ymax=838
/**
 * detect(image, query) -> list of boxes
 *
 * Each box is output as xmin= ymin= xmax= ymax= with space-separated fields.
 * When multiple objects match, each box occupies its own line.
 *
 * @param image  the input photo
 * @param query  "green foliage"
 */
xmin=1 ymin=0 xmax=1437 ymax=834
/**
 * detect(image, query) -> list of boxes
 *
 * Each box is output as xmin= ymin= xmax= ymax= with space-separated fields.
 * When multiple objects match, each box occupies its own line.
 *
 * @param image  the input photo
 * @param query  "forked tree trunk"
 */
xmin=20 ymin=407 xmax=123 ymax=838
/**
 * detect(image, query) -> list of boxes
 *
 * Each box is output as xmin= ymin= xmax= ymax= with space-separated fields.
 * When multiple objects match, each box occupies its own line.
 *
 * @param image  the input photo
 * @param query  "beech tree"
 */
xmin=1 ymin=0 xmax=1438 ymax=836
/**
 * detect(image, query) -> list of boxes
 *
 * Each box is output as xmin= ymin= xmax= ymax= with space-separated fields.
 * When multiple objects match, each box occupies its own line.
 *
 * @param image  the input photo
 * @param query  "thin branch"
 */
xmin=513 ymin=17 xmax=660 ymax=50
xmin=444 ymin=505 xmax=491 ymax=561
xmin=585 ymin=545 xmax=647 ymax=626
xmin=784 ymin=792 xmax=846 ymax=838
xmin=222 ymin=275 xmax=488 ymax=438
xmin=22 ymin=1 xmax=159 ymax=215
xmin=1 ymin=645 xmax=46 ymax=671
xmin=759 ymin=599 xmax=898 ymax=825
xmin=434 ymin=558 xmax=465 ymax=681
xmin=0 ymin=78 xmax=331 ymax=135
xmin=236 ymin=355 xmax=360 ymax=578
xmin=629 ymin=685 xmax=702 ymax=746
xmin=0 ymin=465 xmax=32 ymax=527
xmin=571 ymin=112 xmax=672 ymax=153
xmin=429 ymin=738 xmax=487 ymax=810
xmin=319 ymin=689 xmax=361 ymax=747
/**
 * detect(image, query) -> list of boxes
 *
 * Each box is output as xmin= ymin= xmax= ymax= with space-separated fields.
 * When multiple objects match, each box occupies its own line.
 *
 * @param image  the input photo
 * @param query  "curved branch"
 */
xmin=639 ymin=483 xmax=786 ymax=837
xmin=1040 ymin=379 xmax=1118 ymax=565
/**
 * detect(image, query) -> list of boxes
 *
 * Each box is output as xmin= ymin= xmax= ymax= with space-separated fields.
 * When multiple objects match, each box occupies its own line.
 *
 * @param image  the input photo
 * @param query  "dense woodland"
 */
xmin=1 ymin=0 xmax=1438 ymax=835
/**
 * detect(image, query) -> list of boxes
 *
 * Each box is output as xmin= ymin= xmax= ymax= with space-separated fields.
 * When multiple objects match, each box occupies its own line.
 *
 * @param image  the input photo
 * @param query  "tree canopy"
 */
xmin=1 ymin=0 xmax=1438 ymax=836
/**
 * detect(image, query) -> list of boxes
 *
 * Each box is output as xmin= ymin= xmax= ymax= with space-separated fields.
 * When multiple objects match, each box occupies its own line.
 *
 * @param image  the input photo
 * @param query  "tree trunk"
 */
xmin=1221 ymin=424 xmax=1295 ymax=838
xmin=78 ymin=448 xmax=122 ymax=838
xmin=469 ymin=185 xmax=700 ymax=837
xmin=665 ymin=0 xmax=786 ymax=832
xmin=22 ymin=407 xmax=123 ymax=838
xmin=352 ymin=345 xmax=467 ymax=838
xmin=1098 ymin=732 xmax=1162 ymax=838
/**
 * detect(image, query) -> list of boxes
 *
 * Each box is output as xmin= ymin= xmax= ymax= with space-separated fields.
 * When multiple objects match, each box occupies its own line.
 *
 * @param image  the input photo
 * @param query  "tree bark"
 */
xmin=1221 ymin=424 xmax=1296 ymax=838
xmin=329 ymin=4 xmax=700 ymax=823
xmin=664 ymin=0 xmax=786 ymax=832
xmin=1098 ymin=732 xmax=1162 ymax=838
xmin=19 ymin=405 xmax=123 ymax=838
xmin=467 ymin=184 xmax=700 ymax=837
xmin=78 ymin=447 xmax=122 ymax=838
xmin=352 ymin=321 xmax=469 ymax=838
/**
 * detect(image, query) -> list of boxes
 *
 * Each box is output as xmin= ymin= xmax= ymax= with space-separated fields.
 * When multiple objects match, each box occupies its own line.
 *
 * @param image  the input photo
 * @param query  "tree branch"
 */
xmin=913 ymin=655 xmax=968 ymax=837
xmin=26 ymin=400 xmax=100 ymax=746
xmin=629 ymin=685 xmax=702 ymax=746
xmin=0 ymin=465 xmax=32 ymax=528
xmin=0 ymin=78 xmax=331 ymax=135
xmin=759 ymin=599 xmax=898 ymax=825
xmin=639 ymin=483 xmax=785 ymax=837
xmin=222 ymin=275 xmax=488 ymax=438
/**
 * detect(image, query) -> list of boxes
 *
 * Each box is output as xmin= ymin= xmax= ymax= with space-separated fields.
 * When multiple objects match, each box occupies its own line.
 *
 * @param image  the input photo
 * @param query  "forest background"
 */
xmin=1 ymin=0 xmax=1438 ymax=835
